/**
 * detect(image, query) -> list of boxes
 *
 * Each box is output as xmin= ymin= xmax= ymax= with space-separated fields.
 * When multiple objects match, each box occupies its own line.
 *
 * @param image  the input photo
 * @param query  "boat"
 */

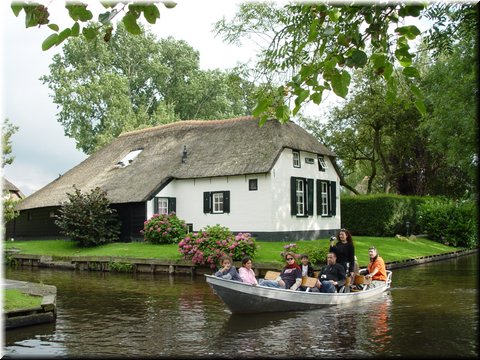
xmin=205 ymin=270 xmax=393 ymax=314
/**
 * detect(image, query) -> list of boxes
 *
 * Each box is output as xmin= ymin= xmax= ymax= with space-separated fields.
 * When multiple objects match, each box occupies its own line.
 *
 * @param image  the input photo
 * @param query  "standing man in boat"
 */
xmin=365 ymin=246 xmax=387 ymax=288
xmin=313 ymin=252 xmax=346 ymax=293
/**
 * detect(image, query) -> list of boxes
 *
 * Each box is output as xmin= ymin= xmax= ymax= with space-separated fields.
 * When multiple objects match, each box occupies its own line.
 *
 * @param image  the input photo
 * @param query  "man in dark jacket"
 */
xmin=314 ymin=252 xmax=346 ymax=293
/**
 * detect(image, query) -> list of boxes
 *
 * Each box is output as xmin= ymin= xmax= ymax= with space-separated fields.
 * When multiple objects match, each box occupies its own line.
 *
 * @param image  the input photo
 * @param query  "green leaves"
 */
xmin=395 ymin=25 xmax=421 ymax=40
xmin=12 ymin=1 xmax=176 ymax=51
xmin=331 ymin=70 xmax=351 ymax=98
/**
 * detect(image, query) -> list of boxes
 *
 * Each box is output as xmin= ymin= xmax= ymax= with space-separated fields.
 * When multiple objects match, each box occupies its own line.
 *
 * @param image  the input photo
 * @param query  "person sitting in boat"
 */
xmin=365 ymin=246 xmax=387 ymax=288
xmin=298 ymin=254 xmax=315 ymax=291
xmin=238 ymin=256 xmax=258 ymax=285
xmin=214 ymin=255 xmax=242 ymax=282
xmin=312 ymin=252 xmax=346 ymax=293
xmin=259 ymin=252 xmax=302 ymax=291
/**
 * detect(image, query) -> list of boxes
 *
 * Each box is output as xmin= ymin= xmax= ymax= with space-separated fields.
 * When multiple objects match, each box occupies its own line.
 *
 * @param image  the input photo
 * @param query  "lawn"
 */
xmin=4 ymin=289 xmax=43 ymax=312
xmin=4 ymin=236 xmax=458 ymax=267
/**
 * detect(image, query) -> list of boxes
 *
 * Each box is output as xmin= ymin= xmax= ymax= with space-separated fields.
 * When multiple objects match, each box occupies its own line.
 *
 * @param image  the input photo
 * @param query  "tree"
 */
xmin=2 ymin=119 xmax=19 ymax=168
xmin=41 ymin=23 xmax=258 ymax=154
xmin=300 ymin=69 xmax=426 ymax=195
xmin=417 ymin=36 xmax=478 ymax=198
xmin=2 ymin=118 xmax=21 ymax=226
xmin=215 ymin=2 xmax=430 ymax=124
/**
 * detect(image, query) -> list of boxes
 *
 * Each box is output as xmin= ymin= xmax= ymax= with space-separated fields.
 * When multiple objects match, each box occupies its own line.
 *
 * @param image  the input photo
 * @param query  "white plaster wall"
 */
xmin=147 ymin=175 xmax=272 ymax=232
xmin=269 ymin=148 xmax=341 ymax=231
xmin=146 ymin=148 xmax=340 ymax=233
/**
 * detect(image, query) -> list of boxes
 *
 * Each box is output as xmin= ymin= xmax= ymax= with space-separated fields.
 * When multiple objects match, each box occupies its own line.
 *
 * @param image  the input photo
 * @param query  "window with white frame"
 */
xmin=213 ymin=192 xmax=224 ymax=213
xmin=318 ymin=155 xmax=327 ymax=171
xmin=321 ymin=181 xmax=329 ymax=215
xmin=316 ymin=180 xmax=336 ymax=217
xmin=296 ymin=179 xmax=305 ymax=216
xmin=203 ymin=191 xmax=230 ymax=214
xmin=154 ymin=197 xmax=176 ymax=214
xmin=156 ymin=198 xmax=168 ymax=214
xmin=290 ymin=177 xmax=313 ymax=217
xmin=293 ymin=150 xmax=300 ymax=168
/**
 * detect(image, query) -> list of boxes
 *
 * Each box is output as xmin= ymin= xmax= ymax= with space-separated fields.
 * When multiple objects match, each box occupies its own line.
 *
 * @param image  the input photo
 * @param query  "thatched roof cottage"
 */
xmin=10 ymin=117 xmax=341 ymax=241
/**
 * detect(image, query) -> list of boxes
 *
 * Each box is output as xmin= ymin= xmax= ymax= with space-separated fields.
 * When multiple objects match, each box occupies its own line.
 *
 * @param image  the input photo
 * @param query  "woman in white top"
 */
xmin=238 ymin=256 xmax=258 ymax=285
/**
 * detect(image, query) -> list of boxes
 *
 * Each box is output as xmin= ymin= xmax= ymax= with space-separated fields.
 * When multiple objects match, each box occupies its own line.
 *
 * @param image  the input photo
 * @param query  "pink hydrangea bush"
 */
xmin=178 ymin=225 xmax=257 ymax=269
xmin=141 ymin=212 xmax=188 ymax=244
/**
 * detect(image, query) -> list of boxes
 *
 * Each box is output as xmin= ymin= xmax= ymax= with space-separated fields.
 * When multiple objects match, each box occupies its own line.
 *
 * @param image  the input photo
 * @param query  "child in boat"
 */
xmin=238 ymin=256 xmax=258 ymax=285
xmin=214 ymin=255 xmax=242 ymax=282
xmin=299 ymin=254 xmax=315 ymax=291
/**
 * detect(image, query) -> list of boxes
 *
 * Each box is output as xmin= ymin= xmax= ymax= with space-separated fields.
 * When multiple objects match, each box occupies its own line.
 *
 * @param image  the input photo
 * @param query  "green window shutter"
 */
xmin=223 ymin=191 xmax=230 ymax=213
xmin=290 ymin=177 xmax=297 ymax=215
xmin=316 ymin=179 xmax=321 ymax=215
xmin=153 ymin=197 xmax=159 ymax=214
xmin=329 ymin=181 xmax=337 ymax=216
xmin=307 ymin=178 xmax=314 ymax=216
xmin=168 ymin=197 xmax=176 ymax=213
xmin=203 ymin=192 xmax=211 ymax=213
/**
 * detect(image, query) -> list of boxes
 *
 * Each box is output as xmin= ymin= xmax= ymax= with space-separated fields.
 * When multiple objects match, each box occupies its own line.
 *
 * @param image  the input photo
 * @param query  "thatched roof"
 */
xmin=2 ymin=177 xmax=25 ymax=199
xmin=17 ymin=117 xmax=336 ymax=210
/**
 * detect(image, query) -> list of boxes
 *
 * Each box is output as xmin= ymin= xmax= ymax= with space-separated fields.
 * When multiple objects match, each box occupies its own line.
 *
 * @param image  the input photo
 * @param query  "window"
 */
xmin=154 ymin=197 xmax=176 ymax=214
xmin=305 ymin=157 xmax=315 ymax=164
xmin=290 ymin=177 xmax=313 ymax=217
xmin=296 ymin=179 xmax=305 ymax=216
xmin=116 ymin=148 xmax=143 ymax=168
xmin=316 ymin=180 xmax=336 ymax=217
xmin=213 ymin=192 xmax=224 ymax=213
xmin=293 ymin=150 xmax=300 ymax=168
xmin=318 ymin=155 xmax=327 ymax=171
xmin=320 ymin=182 xmax=328 ymax=216
xmin=249 ymin=179 xmax=258 ymax=191
xmin=186 ymin=223 xmax=194 ymax=233
xmin=203 ymin=191 xmax=230 ymax=214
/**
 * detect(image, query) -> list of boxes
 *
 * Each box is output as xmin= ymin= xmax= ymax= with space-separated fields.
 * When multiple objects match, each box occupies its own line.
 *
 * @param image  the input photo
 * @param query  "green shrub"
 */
xmin=142 ymin=212 xmax=188 ymax=244
xmin=178 ymin=224 xmax=257 ymax=269
xmin=418 ymin=198 xmax=477 ymax=248
xmin=55 ymin=186 xmax=121 ymax=247
xmin=341 ymin=194 xmax=430 ymax=236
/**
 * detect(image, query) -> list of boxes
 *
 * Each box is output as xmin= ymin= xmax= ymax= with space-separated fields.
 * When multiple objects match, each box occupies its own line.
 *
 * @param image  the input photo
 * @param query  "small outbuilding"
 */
xmin=10 ymin=117 xmax=341 ymax=241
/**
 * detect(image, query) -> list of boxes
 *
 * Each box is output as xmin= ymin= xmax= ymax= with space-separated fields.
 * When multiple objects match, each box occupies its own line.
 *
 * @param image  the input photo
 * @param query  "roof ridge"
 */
xmin=118 ymin=116 xmax=258 ymax=137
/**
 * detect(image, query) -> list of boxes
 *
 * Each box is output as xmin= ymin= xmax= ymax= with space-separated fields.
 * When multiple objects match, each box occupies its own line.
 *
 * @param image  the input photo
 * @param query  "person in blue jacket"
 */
xmin=214 ymin=255 xmax=242 ymax=281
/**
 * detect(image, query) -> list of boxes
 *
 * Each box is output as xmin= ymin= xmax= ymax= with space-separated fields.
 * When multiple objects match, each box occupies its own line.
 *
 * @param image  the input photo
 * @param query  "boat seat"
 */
xmin=301 ymin=276 xmax=318 ymax=288
xmin=264 ymin=271 xmax=281 ymax=280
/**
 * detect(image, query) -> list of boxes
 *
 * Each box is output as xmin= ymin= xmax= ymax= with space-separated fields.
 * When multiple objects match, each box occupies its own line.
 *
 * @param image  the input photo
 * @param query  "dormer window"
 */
xmin=116 ymin=148 xmax=143 ymax=168
xmin=318 ymin=155 xmax=327 ymax=171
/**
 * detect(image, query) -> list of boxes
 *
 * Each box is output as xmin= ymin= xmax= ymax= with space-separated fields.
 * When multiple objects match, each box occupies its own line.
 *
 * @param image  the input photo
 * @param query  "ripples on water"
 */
xmin=3 ymin=253 xmax=478 ymax=358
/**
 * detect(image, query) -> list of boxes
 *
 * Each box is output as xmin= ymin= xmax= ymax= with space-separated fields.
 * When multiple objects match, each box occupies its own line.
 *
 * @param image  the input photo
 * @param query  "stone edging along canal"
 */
xmin=4 ymin=279 xmax=57 ymax=330
xmin=5 ymin=248 xmax=478 ymax=277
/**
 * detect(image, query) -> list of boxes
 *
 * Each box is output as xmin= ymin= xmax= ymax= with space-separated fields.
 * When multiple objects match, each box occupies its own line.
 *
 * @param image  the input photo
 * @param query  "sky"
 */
xmin=1 ymin=0 xmax=270 ymax=196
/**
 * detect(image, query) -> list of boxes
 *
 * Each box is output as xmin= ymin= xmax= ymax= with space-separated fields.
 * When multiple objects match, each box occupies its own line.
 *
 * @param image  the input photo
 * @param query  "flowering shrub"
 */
xmin=178 ymin=224 xmax=257 ymax=269
xmin=142 ymin=212 xmax=188 ymax=244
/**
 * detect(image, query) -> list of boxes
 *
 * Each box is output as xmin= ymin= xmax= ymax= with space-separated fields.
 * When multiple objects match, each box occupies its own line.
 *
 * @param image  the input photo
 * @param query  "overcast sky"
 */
xmin=1 ymin=0 xmax=266 ymax=196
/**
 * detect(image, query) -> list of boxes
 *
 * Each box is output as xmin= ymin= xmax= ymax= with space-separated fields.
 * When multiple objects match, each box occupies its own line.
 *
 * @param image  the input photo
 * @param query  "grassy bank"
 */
xmin=4 ymin=289 xmax=43 ymax=312
xmin=4 ymin=236 xmax=458 ymax=267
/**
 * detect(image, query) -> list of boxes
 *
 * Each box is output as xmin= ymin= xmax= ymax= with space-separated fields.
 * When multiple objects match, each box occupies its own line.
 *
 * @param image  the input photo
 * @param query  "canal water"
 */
xmin=3 ymin=253 xmax=478 ymax=358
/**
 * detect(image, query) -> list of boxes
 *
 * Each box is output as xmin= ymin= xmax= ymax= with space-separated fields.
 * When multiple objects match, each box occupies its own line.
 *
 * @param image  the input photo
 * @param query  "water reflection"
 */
xmin=3 ymin=253 xmax=478 ymax=358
